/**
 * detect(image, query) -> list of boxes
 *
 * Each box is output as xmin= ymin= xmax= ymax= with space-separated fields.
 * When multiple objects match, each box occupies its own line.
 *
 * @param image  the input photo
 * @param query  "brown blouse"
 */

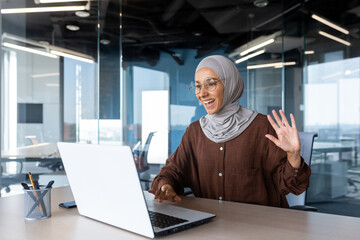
xmin=151 ymin=114 xmax=311 ymax=208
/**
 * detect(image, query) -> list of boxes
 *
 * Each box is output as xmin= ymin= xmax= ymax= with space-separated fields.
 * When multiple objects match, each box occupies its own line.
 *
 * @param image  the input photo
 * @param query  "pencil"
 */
xmin=28 ymin=172 xmax=37 ymax=190
xmin=28 ymin=172 xmax=43 ymax=213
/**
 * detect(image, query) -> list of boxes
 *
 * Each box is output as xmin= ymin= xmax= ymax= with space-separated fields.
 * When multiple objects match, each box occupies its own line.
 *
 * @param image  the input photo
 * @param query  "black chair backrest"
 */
xmin=138 ymin=132 xmax=156 ymax=172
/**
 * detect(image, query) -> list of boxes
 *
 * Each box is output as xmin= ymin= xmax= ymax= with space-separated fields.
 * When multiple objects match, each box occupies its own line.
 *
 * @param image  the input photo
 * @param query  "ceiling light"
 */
xmin=1 ymin=5 xmax=87 ymax=14
xmin=312 ymin=14 xmax=349 ymax=35
xmin=253 ymin=0 xmax=269 ymax=8
xmin=35 ymin=0 xmax=88 ymax=3
xmin=75 ymin=11 xmax=90 ymax=17
xmin=304 ymin=50 xmax=315 ymax=55
xmin=50 ymin=50 xmax=94 ymax=63
xmin=229 ymin=31 xmax=280 ymax=60
xmin=46 ymin=83 xmax=60 ymax=87
xmin=247 ymin=61 xmax=296 ymax=69
xmin=3 ymin=42 xmax=58 ymax=59
xmin=344 ymin=69 xmax=360 ymax=75
xmin=31 ymin=73 xmax=60 ymax=78
xmin=235 ymin=49 xmax=265 ymax=64
xmin=192 ymin=31 xmax=202 ymax=37
xmin=273 ymin=62 xmax=296 ymax=68
xmin=240 ymin=38 xmax=274 ymax=56
xmin=318 ymin=31 xmax=351 ymax=46
xmin=66 ymin=24 xmax=80 ymax=31
xmin=100 ymin=39 xmax=111 ymax=45
xmin=3 ymin=32 xmax=95 ymax=63
xmin=321 ymin=72 xmax=342 ymax=80
xmin=39 ymin=41 xmax=50 ymax=45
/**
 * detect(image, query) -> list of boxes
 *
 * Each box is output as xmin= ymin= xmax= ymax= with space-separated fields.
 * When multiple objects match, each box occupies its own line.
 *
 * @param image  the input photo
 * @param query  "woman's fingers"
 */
xmin=279 ymin=109 xmax=290 ymax=127
xmin=265 ymin=134 xmax=280 ymax=147
xmin=148 ymin=184 xmax=181 ymax=203
xmin=265 ymin=110 xmax=301 ymax=154
xmin=290 ymin=113 xmax=297 ymax=129
xmin=268 ymin=109 xmax=294 ymax=130
xmin=164 ymin=189 xmax=181 ymax=202
xmin=267 ymin=114 xmax=279 ymax=130
xmin=154 ymin=189 xmax=162 ymax=199
xmin=173 ymin=195 xmax=181 ymax=202
xmin=148 ymin=188 xmax=181 ymax=202
xmin=159 ymin=190 xmax=178 ymax=202
xmin=159 ymin=189 xmax=167 ymax=202
xmin=272 ymin=110 xmax=283 ymax=128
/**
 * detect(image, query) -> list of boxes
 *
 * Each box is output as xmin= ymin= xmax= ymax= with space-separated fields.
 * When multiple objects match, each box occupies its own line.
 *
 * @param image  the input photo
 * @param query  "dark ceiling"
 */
xmin=2 ymin=0 xmax=360 ymax=66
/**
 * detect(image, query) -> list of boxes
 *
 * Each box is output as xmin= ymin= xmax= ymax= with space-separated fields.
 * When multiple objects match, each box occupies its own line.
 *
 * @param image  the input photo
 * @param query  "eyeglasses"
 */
xmin=189 ymin=78 xmax=221 ymax=95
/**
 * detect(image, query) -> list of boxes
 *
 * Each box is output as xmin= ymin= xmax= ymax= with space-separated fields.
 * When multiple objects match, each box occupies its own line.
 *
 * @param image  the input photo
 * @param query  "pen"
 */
xmin=45 ymin=180 xmax=55 ymax=189
xmin=21 ymin=182 xmax=30 ymax=190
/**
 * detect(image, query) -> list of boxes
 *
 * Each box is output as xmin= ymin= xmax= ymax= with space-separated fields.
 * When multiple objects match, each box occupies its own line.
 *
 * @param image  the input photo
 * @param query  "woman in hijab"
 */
xmin=148 ymin=55 xmax=310 ymax=208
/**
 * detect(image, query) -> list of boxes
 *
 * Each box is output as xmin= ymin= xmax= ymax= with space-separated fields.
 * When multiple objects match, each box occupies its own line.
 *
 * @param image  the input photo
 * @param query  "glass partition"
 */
xmin=0 ymin=0 xmax=99 ymax=196
xmin=63 ymin=58 xmax=98 ymax=143
xmin=302 ymin=1 xmax=360 ymax=212
xmin=1 ymin=0 xmax=360 ymax=219
xmin=247 ymin=68 xmax=283 ymax=115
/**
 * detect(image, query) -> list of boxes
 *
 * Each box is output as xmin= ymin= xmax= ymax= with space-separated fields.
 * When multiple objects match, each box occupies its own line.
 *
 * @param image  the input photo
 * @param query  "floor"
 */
xmin=308 ymin=171 xmax=360 ymax=218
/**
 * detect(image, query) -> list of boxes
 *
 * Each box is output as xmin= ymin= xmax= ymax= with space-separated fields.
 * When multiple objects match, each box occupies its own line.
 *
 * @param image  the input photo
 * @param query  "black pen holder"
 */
xmin=23 ymin=187 xmax=51 ymax=220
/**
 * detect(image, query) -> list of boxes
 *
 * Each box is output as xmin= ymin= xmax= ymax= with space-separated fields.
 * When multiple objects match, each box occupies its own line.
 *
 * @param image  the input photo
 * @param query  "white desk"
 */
xmin=0 ymin=186 xmax=359 ymax=240
xmin=313 ymin=142 xmax=353 ymax=161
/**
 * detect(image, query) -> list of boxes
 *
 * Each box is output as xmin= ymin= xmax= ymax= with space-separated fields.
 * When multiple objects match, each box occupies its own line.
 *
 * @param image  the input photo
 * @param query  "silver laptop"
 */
xmin=57 ymin=142 xmax=215 ymax=238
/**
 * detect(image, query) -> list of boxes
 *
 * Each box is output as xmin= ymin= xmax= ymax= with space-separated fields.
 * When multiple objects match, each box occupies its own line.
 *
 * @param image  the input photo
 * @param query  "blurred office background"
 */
xmin=1 ymin=0 xmax=360 ymax=218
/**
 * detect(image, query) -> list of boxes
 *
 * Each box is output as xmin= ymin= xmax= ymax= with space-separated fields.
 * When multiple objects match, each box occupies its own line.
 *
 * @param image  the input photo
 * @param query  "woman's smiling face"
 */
xmin=195 ymin=67 xmax=224 ymax=115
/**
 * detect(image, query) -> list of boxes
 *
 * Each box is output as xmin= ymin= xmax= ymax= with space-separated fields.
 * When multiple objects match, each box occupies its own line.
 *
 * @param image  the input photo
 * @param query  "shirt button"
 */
xmin=294 ymin=174 xmax=298 ymax=177
xmin=294 ymin=169 xmax=299 ymax=173
xmin=220 ymin=147 xmax=223 ymax=151
xmin=219 ymin=196 xmax=222 ymax=200
xmin=219 ymin=173 xmax=222 ymax=177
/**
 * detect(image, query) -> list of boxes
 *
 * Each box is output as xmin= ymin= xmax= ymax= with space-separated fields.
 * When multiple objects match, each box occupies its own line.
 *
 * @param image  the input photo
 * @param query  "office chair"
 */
xmin=134 ymin=132 xmax=156 ymax=173
xmin=37 ymin=159 xmax=64 ymax=171
xmin=286 ymin=132 xmax=318 ymax=211
xmin=1 ymin=163 xmax=40 ymax=194
xmin=133 ymin=132 xmax=156 ymax=190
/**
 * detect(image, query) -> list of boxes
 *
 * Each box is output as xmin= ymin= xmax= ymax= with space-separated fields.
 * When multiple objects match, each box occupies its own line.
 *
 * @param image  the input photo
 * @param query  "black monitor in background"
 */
xmin=18 ymin=103 xmax=43 ymax=124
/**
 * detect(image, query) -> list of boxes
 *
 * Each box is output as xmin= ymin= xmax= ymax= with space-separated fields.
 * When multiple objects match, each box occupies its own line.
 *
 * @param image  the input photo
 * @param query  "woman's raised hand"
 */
xmin=148 ymin=184 xmax=181 ymax=203
xmin=265 ymin=109 xmax=301 ymax=168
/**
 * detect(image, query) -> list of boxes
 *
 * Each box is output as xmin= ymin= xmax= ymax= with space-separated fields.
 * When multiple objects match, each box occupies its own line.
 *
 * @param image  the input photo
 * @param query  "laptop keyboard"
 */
xmin=148 ymin=211 xmax=188 ymax=229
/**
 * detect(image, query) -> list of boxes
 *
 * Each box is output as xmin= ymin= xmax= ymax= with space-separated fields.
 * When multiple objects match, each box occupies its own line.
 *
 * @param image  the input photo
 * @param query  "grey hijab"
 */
xmin=196 ymin=55 xmax=258 ymax=143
